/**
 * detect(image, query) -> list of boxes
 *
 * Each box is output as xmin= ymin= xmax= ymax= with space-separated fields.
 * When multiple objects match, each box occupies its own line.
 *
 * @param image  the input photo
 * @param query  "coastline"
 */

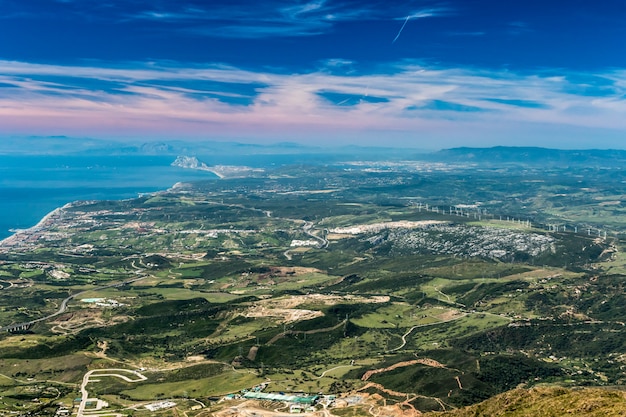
xmin=0 ymin=154 xmax=222 ymax=245
xmin=0 ymin=182 xmax=189 ymax=251
xmin=0 ymin=203 xmax=72 ymax=250
xmin=0 ymin=185 xmax=183 ymax=252
xmin=205 ymin=168 xmax=225 ymax=179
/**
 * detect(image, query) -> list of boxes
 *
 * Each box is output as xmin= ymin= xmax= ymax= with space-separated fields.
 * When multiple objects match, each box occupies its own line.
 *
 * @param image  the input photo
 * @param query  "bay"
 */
xmin=0 ymin=155 xmax=219 ymax=240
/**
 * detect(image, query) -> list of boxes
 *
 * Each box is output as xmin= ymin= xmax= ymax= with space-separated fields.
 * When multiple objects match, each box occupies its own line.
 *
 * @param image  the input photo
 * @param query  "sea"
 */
xmin=0 ymin=155 xmax=220 ymax=240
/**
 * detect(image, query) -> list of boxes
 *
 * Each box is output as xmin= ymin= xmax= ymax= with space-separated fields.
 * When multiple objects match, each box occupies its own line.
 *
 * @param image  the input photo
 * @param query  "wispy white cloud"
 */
xmin=0 ymin=60 xmax=624 ymax=147
xmin=1 ymin=0 xmax=453 ymax=39
xmin=282 ymin=0 xmax=328 ymax=17
xmin=125 ymin=2 xmax=332 ymax=37
xmin=404 ymin=7 xmax=451 ymax=20
xmin=121 ymin=1 xmax=447 ymax=39
xmin=322 ymin=58 xmax=355 ymax=67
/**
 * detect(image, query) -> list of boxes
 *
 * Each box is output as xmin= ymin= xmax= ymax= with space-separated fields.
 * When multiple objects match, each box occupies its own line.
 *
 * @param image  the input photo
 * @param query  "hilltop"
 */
xmin=424 ymin=387 xmax=626 ymax=417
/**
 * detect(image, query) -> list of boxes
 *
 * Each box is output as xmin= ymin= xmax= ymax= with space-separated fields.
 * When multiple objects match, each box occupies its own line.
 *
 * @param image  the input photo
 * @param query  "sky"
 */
xmin=1 ymin=0 xmax=625 ymax=149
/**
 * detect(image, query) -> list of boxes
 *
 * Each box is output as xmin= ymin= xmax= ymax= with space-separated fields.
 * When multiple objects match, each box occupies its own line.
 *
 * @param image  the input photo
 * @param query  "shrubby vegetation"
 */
xmin=1 ymin=155 xmax=625 ymax=414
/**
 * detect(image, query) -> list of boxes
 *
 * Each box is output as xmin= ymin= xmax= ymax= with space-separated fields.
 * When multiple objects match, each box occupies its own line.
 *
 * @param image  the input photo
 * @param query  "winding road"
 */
xmin=0 ymin=275 xmax=148 ymax=332
xmin=302 ymin=222 xmax=329 ymax=248
xmin=387 ymin=313 xmax=467 ymax=352
xmin=266 ymin=319 xmax=347 ymax=345
xmin=316 ymin=364 xmax=355 ymax=379
xmin=77 ymin=368 xmax=147 ymax=417
xmin=283 ymin=221 xmax=328 ymax=260
xmin=0 ymin=280 xmax=13 ymax=290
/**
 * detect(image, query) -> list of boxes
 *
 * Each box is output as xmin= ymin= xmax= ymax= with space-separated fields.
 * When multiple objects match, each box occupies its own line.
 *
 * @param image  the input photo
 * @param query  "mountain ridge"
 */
xmin=429 ymin=146 xmax=626 ymax=165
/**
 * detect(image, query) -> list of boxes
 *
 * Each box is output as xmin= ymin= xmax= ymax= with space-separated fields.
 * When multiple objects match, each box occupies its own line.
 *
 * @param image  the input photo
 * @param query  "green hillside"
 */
xmin=424 ymin=387 xmax=626 ymax=417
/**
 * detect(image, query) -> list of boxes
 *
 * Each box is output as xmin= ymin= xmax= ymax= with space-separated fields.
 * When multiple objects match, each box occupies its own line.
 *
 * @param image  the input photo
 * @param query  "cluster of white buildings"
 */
xmin=145 ymin=400 xmax=177 ymax=411
xmin=81 ymin=298 xmax=125 ymax=308
xmin=290 ymin=239 xmax=319 ymax=247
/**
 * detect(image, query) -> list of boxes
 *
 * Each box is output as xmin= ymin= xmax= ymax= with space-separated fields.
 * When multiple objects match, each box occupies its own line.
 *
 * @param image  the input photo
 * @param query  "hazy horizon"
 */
xmin=3 ymin=136 xmax=626 ymax=156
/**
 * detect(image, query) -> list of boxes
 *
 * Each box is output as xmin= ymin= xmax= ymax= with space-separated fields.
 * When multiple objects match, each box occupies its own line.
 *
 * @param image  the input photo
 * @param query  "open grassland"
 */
xmin=0 ymin=354 xmax=90 ymax=381
xmin=394 ymin=313 xmax=510 ymax=351
xmin=597 ymin=247 xmax=626 ymax=274
xmin=351 ymin=304 xmax=460 ymax=329
xmin=121 ymin=370 xmax=262 ymax=399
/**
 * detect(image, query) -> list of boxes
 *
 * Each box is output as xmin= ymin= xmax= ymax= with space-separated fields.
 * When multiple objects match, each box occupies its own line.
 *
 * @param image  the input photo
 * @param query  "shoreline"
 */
xmin=0 ymin=155 xmax=222 ymax=245
xmin=0 ymin=203 xmax=72 ymax=249
xmin=0 ymin=183 xmax=185 ymax=251
xmin=0 ymin=182 xmax=193 ymax=248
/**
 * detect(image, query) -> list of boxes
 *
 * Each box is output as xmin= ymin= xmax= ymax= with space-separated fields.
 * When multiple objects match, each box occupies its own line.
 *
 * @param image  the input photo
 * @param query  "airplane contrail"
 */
xmin=392 ymin=15 xmax=411 ymax=43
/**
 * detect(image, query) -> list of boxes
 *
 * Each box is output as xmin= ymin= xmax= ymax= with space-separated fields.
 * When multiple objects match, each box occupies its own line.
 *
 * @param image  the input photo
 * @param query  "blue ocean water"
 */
xmin=0 ymin=155 xmax=219 ymax=240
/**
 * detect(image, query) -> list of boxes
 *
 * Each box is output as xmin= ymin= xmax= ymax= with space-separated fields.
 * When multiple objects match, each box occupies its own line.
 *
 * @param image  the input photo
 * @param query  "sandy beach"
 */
xmin=0 ymin=203 xmax=72 ymax=250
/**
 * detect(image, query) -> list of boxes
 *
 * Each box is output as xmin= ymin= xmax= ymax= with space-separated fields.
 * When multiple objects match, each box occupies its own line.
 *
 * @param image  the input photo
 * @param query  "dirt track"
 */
xmin=361 ymin=358 xmax=446 ymax=381
xmin=266 ymin=319 xmax=347 ymax=345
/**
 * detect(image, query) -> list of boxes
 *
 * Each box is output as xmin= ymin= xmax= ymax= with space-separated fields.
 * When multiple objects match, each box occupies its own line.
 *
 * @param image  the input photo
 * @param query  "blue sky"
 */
xmin=1 ymin=0 xmax=625 ymax=149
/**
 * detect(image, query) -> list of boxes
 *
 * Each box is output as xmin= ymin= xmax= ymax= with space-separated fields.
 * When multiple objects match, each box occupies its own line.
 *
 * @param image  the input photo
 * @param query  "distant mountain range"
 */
xmin=2 ymin=136 xmax=626 ymax=167
xmin=429 ymin=146 xmax=626 ymax=166
xmin=0 ymin=136 xmax=426 ymax=158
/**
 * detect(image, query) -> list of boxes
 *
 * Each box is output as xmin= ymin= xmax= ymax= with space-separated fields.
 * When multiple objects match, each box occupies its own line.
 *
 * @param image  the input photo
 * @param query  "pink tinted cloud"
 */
xmin=0 ymin=61 xmax=625 ymax=147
